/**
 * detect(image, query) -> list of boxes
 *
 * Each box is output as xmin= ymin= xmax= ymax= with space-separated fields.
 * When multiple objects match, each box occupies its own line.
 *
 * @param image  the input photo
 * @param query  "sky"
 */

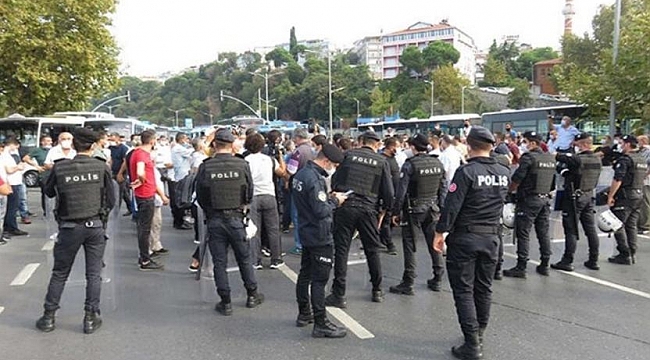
xmin=111 ymin=0 xmax=612 ymax=76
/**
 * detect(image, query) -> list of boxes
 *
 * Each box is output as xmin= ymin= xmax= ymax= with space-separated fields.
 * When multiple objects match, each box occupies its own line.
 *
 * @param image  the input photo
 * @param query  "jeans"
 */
xmin=135 ymin=197 xmax=155 ymax=263
xmin=3 ymin=185 xmax=20 ymax=232
xmin=291 ymin=198 xmax=302 ymax=249
xmin=281 ymin=187 xmax=292 ymax=230
xmin=0 ymin=196 xmax=6 ymax=235
xmin=44 ymin=224 xmax=106 ymax=313
xmin=249 ymin=195 xmax=282 ymax=262
xmin=18 ymin=184 xmax=29 ymax=218
xmin=117 ymin=178 xmax=133 ymax=213
xmin=168 ymin=181 xmax=184 ymax=227
xmin=297 ymin=245 xmax=333 ymax=321
xmin=148 ymin=206 xmax=163 ymax=253
xmin=206 ymin=215 xmax=257 ymax=300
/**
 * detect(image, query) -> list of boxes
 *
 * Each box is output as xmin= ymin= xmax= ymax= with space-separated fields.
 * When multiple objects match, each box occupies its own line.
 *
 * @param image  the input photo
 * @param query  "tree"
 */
xmin=482 ymin=56 xmax=510 ymax=87
xmin=399 ymin=46 xmax=425 ymax=77
xmin=0 ymin=0 xmax=120 ymax=115
xmin=369 ymin=88 xmax=393 ymax=117
xmin=422 ymin=41 xmax=460 ymax=69
xmin=507 ymin=78 xmax=532 ymax=109
xmin=514 ymin=47 xmax=558 ymax=81
xmin=265 ymin=48 xmax=294 ymax=68
xmin=431 ymin=65 xmax=471 ymax=113
xmin=289 ymin=27 xmax=299 ymax=61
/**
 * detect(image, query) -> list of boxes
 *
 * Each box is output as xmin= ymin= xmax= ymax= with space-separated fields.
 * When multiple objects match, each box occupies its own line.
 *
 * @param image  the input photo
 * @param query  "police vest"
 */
xmin=203 ymin=156 xmax=248 ymax=210
xmin=626 ymin=152 xmax=647 ymax=190
xmin=577 ymin=153 xmax=602 ymax=191
xmin=335 ymin=148 xmax=385 ymax=198
xmin=407 ymin=154 xmax=444 ymax=201
xmin=54 ymin=157 xmax=106 ymax=221
xmin=528 ymin=152 xmax=556 ymax=194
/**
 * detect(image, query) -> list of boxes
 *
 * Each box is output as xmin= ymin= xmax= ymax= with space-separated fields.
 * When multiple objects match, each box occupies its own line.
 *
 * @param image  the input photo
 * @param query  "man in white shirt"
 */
xmin=439 ymin=135 xmax=463 ymax=183
xmin=2 ymin=137 xmax=28 ymax=236
xmin=44 ymin=132 xmax=76 ymax=169
xmin=170 ymin=133 xmax=193 ymax=229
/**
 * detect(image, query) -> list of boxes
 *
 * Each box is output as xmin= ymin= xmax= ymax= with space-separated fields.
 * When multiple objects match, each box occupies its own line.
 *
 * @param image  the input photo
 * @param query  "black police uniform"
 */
xmin=609 ymin=148 xmax=646 ymax=264
xmin=379 ymin=150 xmax=400 ymax=253
xmin=196 ymin=149 xmax=263 ymax=314
xmin=38 ymin=151 xmax=116 ymax=334
xmin=491 ymin=151 xmax=512 ymax=279
xmin=435 ymin=127 xmax=510 ymax=359
xmin=329 ymin=137 xmax=394 ymax=305
xmin=292 ymin=156 xmax=346 ymax=338
xmin=504 ymin=145 xmax=555 ymax=277
xmin=390 ymin=152 xmax=446 ymax=294
xmin=553 ymin=147 xmax=602 ymax=270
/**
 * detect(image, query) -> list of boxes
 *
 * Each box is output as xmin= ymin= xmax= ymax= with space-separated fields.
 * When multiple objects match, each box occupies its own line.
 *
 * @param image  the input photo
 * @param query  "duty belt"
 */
xmin=454 ymin=225 xmax=500 ymax=235
xmin=213 ymin=209 xmax=244 ymax=217
xmin=60 ymin=216 xmax=103 ymax=228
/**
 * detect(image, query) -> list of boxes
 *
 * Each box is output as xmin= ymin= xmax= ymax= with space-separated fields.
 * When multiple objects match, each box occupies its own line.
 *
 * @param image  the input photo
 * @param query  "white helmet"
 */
xmin=597 ymin=210 xmax=623 ymax=233
xmin=502 ymin=203 xmax=516 ymax=229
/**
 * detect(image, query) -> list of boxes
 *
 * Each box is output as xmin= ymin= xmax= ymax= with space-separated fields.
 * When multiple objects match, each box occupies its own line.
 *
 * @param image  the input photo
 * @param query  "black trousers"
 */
xmin=44 ymin=223 xmax=106 ymax=313
xmin=117 ymin=178 xmax=132 ymax=213
xmin=135 ymin=197 xmax=155 ymax=263
xmin=515 ymin=196 xmax=552 ymax=263
xmin=281 ymin=186 xmax=292 ymax=230
xmin=379 ymin=212 xmax=395 ymax=249
xmin=206 ymin=215 xmax=257 ymax=300
xmin=332 ymin=206 xmax=382 ymax=297
xmin=561 ymin=194 xmax=599 ymax=262
xmin=400 ymin=210 xmax=444 ymax=285
xmin=446 ymin=232 xmax=498 ymax=335
xmin=249 ymin=195 xmax=282 ymax=262
xmin=612 ymin=196 xmax=642 ymax=257
xmin=167 ymin=181 xmax=184 ymax=228
xmin=296 ymin=244 xmax=333 ymax=320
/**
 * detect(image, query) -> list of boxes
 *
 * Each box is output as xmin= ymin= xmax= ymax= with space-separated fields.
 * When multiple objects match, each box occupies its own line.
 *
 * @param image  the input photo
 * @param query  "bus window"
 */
xmin=0 ymin=121 xmax=38 ymax=147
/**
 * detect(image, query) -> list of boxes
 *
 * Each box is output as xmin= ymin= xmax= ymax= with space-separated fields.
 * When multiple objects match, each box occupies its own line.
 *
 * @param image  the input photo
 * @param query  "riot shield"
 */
xmin=43 ymin=180 xmax=119 ymax=312
xmin=197 ymin=203 xmax=217 ymax=303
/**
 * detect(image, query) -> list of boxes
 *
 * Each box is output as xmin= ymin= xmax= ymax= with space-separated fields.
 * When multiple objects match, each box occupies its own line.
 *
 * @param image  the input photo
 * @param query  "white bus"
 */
xmin=358 ymin=113 xmax=481 ymax=138
xmin=84 ymin=117 xmax=155 ymax=139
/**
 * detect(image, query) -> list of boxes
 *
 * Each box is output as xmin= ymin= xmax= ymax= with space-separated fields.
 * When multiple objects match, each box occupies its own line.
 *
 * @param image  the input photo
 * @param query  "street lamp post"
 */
xmin=269 ymin=105 xmax=278 ymax=120
xmin=609 ymin=0 xmax=622 ymax=135
xmin=168 ymin=108 xmax=184 ymax=128
xmin=91 ymin=91 xmax=131 ymax=112
xmin=353 ymin=98 xmax=360 ymax=118
xmin=201 ymin=111 xmax=214 ymax=125
xmin=105 ymin=104 xmax=121 ymax=114
xmin=250 ymin=71 xmax=282 ymax=123
xmin=461 ymin=86 xmax=468 ymax=114
xmin=424 ymin=80 xmax=434 ymax=117
xmin=305 ymin=48 xmax=334 ymax=138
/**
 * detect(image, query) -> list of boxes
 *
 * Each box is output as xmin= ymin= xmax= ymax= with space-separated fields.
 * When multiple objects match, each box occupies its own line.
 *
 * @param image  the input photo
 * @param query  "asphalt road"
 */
xmin=0 ymin=189 xmax=649 ymax=360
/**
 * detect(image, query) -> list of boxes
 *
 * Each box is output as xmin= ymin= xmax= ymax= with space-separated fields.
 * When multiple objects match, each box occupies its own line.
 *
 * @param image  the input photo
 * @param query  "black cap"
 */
xmin=214 ymin=128 xmax=235 ymax=143
xmin=321 ymin=144 xmax=344 ymax=164
xmin=574 ymin=132 xmax=591 ymax=141
xmin=622 ymin=134 xmax=638 ymax=144
xmin=523 ymin=131 xmax=542 ymax=142
xmin=467 ymin=126 xmax=495 ymax=144
xmin=74 ymin=128 xmax=99 ymax=146
xmin=409 ymin=133 xmax=429 ymax=151
xmin=360 ymin=130 xmax=380 ymax=141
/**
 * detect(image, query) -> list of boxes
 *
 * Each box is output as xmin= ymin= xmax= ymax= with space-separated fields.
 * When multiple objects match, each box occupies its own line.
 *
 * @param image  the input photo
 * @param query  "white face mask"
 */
xmin=60 ymin=140 xmax=72 ymax=149
xmin=574 ymin=146 xmax=580 ymax=153
xmin=561 ymin=119 xmax=568 ymax=127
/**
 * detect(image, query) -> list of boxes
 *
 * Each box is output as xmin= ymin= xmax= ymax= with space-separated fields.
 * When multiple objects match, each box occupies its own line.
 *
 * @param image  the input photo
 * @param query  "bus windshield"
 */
xmin=0 ymin=120 xmax=39 ymax=147
xmin=85 ymin=120 xmax=135 ymax=138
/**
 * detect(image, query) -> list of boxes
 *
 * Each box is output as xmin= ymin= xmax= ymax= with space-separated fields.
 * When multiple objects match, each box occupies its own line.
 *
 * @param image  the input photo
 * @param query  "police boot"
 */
xmin=494 ymin=263 xmax=503 ymax=280
xmin=36 ymin=310 xmax=56 ymax=332
xmin=478 ymin=326 xmax=486 ymax=348
xmin=371 ymin=289 xmax=384 ymax=303
xmin=427 ymin=276 xmax=442 ymax=292
xmin=451 ymin=332 xmax=482 ymax=360
xmin=215 ymin=295 xmax=233 ymax=316
xmin=536 ymin=258 xmax=550 ymax=276
xmin=312 ymin=317 xmax=347 ymax=339
xmin=246 ymin=291 xmax=265 ymax=308
xmin=631 ymin=249 xmax=636 ymax=265
xmin=325 ymin=293 xmax=347 ymax=309
xmin=389 ymin=281 xmax=415 ymax=296
xmin=503 ymin=260 xmax=527 ymax=279
xmin=584 ymin=255 xmax=600 ymax=270
xmin=296 ymin=305 xmax=314 ymax=327
xmin=551 ymin=257 xmax=574 ymax=272
xmin=608 ymin=254 xmax=632 ymax=265
xmin=83 ymin=311 xmax=102 ymax=334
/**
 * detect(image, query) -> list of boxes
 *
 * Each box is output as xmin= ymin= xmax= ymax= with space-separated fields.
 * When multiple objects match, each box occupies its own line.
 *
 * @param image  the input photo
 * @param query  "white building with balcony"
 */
xmin=381 ymin=21 xmax=477 ymax=83
xmin=352 ymin=36 xmax=383 ymax=80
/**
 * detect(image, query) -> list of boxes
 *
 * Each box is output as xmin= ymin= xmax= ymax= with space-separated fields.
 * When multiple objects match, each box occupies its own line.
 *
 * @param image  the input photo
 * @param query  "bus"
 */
xmin=84 ymin=117 xmax=155 ymax=139
xmin=358 ymin=113 xmax=481 ymax=138
xmin=481 ymin=105 xmax=588 ymax=137
xmin=0 ymin=114 xmax=86 ymax=186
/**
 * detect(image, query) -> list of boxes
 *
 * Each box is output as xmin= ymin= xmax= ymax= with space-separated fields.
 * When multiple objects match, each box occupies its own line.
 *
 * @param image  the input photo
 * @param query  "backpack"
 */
xmin=175 ymin=172 xmax=197 ymax=209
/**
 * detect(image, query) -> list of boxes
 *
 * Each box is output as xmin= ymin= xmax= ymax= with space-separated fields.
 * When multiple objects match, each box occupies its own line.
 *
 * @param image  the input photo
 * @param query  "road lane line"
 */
xmin=0 ymin=306 xmax=4 ymax=315
xmin=278 ymin=264 xmax=375 ymax=339
xmin=41 ymin=241 xmax=54 ymax=251
xmin=11 ymin=263 xmax=40 ymax=286
xmin=502 ymin=253 xmax=650 ymax=299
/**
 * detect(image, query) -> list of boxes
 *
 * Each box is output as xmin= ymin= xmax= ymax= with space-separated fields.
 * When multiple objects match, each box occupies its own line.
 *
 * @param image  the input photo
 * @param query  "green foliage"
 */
xmin=0 ymin=0 xmax=120 ymax=116
xmin=482 ymin=57 xmax=510 ymax=87
xmin=265 ymin=48 xmax=294 ymax=68
xmin=431 ymin=65 xmax=471 ymax=113
xmin=507 ymin=78 xmax=532 ymax=109
xmin=408 ymin=108 xmax=428 ymax=119
xmin=399 ymin=46 xmax=425 ymax=77
xmin=422 ymin=41 xmax=460 ymax=69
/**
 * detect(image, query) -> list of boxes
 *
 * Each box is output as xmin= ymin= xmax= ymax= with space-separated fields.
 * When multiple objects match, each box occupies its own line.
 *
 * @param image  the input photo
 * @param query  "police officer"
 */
xmin=293 ymin=144 xmax=348 ymax=338
xmin=379 ymin=136 xmax=400 ymax=255
xmin=551 ymin=133 xmax=602 ymax=271
xmin=195 ymin=129 xmax=264 ymax=316
xmin=389 ymin=133 xmax=446 ymax=295
xmin=503 ymin=131 xmax=555 ymax=278
xmin=327 ymin=130 xmax=394 ymax=307
xmin=432 ymin=126 xmax=509 ymax=360
xmin=491 ymin=150 xmax=512 ymax=280
xmin=36 ymin=128 xmax=116 ymax=334
xmin=607 ymin=135 xmax=646 ymax=265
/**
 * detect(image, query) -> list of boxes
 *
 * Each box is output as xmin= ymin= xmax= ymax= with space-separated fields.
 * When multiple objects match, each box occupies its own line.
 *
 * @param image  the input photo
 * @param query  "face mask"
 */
xmin=108 ymin=141 xmax=116 ymax=147
xmin=601 ymin=139 xmax=607 ymax=145
xmin=574 ymin=146 xmax=580 ymax=153
xmin=326 ymin=166 xmax=336 ymax=177
xmin=561 ymin=120 xmax=568 ymax=127
xmin=60 ymin=140 xmax=72 ymax=149
xmin=43 ymin=145 xmax=52 ymax=150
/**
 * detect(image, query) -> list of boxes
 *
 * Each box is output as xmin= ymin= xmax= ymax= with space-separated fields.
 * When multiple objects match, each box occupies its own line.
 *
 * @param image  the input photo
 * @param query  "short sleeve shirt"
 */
xmin=129 ymin=148 xmax=156 ymax=198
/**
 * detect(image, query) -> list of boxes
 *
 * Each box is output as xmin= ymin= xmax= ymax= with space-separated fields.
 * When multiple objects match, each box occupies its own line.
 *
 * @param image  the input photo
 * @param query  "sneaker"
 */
xmin=503 ymin=266 xmax=527 ymax=279
xmin=289 ymin=246 xmax=302 ymax=255
xmin=371 ymin=289 xmax=384 ymax=303
xmin=386 ymin=246 xmax=398 ymax=255
xmin=551 ymin=261 xmax=574 ymax=272
xmin=246 ymin=293 xmax=265 ymax=308
xmin=282 ymin=228 xmax=290 ymax=234
xmin=608 ymin=254 xmax=632 ymax=265
xmin=8 ymin=229 xmax=28 ymax=236
xmin=0 ymin=238 xmax=6 ymax=245
xmin=253 ymin=261 xmax=263 ymax=270
xmin=261 ymin=247 xmax=271 ymax=257
xmin=139 ymin=260 xmax=164 ymax=271
xmin=389 ymin=282 xmax=415 ymax=296
xmin=122 ymin=211 xmax=132 ymax=217
xmin=188 ymin=264 xmax=200 ymax=273
xmin=153 ymin=248 xmax=170 ymax=256
xmin=583 ymin=260 xmax=600 ymax=270
xmin=269 ymin=259 xmax=285 ymax=269
xmin=427 ymin=278 xmax=442 ymax=292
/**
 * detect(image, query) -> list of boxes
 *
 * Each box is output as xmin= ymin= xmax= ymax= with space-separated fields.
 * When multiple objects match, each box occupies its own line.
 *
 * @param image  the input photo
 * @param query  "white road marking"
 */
xmin=503 ymin=253 xmax=650 ymax=300
xmin=347 ymin=259 xmax=367 ymax=266
xmin=0 ymin=306 xmax=4 ymax=315
xmin=226 ymin=267 xmax=240 ymax=273
xmin=11 ymin=263 xmax=40 ymax=286
xmin=41 ymin=241 xmax=54 ymax=251
xmin=278 ymin=263 xmax=375 ymax=339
